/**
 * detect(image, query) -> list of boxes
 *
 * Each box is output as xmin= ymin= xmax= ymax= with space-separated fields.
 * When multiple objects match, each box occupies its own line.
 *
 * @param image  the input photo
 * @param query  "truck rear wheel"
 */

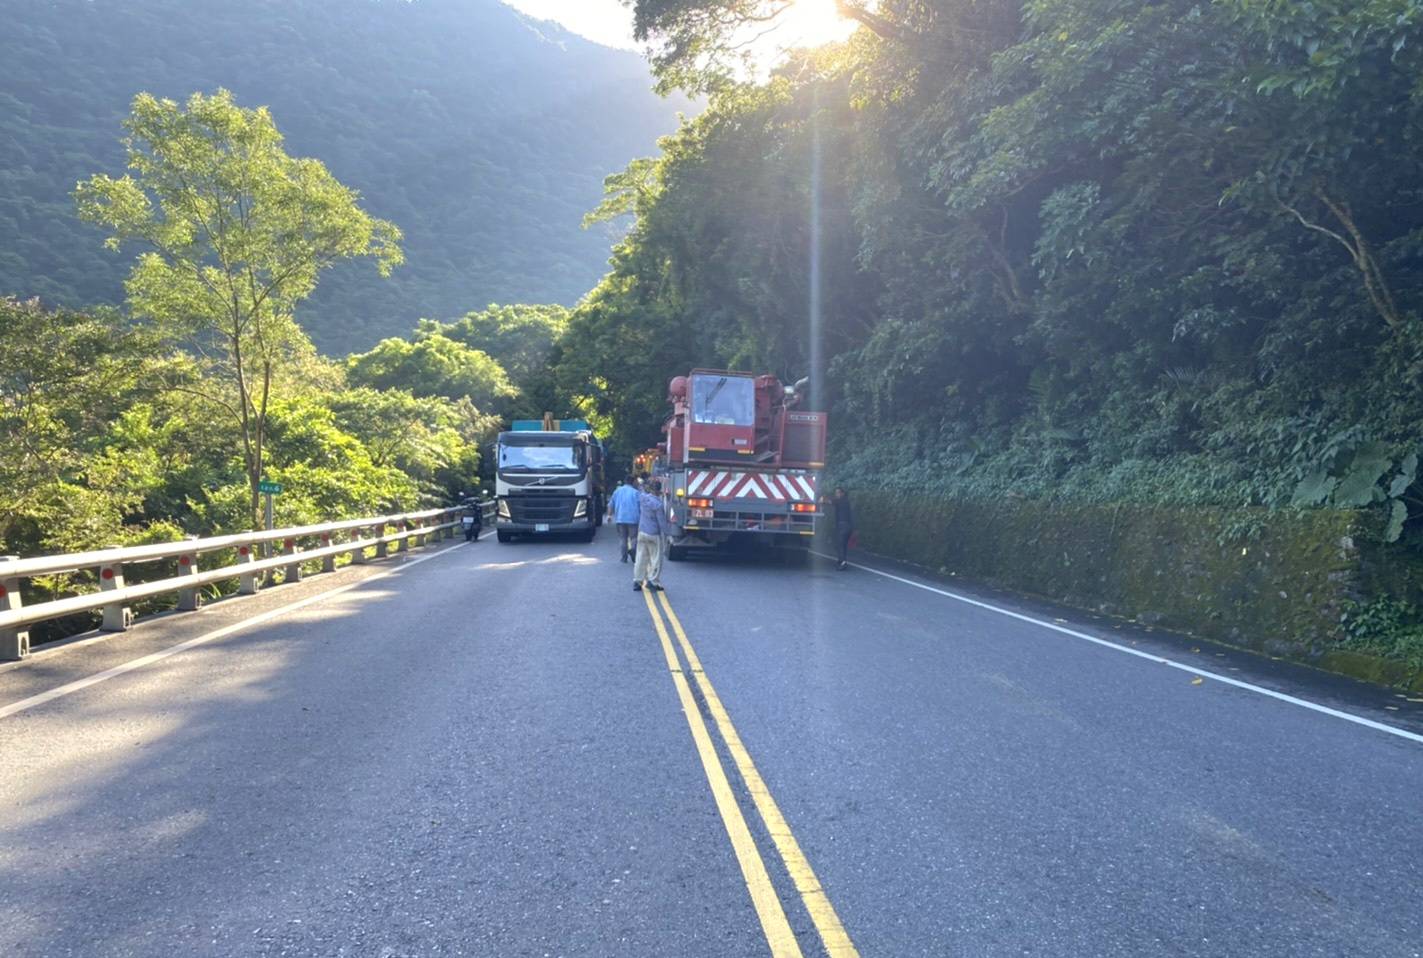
xmin=667 ymin=544 xmax=687 ymax=562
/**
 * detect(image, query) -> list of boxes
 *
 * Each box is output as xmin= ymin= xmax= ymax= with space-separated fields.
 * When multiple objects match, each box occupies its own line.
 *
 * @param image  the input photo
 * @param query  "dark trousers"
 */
xmin=617 ymin=523 xmax=638 ymax=560
xmin=836 ymin=525 xmax=853 ymax=564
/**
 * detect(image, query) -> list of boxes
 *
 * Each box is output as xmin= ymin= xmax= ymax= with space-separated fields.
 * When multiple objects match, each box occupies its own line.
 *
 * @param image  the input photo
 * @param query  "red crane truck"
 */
xmin=656 ymin=369 xmax=827 ymax=561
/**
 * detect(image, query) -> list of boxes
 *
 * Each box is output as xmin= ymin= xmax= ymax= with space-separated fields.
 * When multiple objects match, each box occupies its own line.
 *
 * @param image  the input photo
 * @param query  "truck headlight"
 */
xmin=573 ymin=498 xmax=588 ymax=518
xmin=497 ymin=499 xmax=511 ymax=519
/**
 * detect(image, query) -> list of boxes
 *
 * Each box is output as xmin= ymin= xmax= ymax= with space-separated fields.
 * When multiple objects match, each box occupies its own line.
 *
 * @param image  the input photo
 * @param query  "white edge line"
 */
xmin=814 ymin=551 xmax=1423 ymax=747
xmin=0 ymin=538 xmax=478 ymax=721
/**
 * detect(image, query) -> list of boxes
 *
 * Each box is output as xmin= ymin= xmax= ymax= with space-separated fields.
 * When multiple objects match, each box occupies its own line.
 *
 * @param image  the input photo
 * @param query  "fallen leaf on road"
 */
xmin=1191 ymin=677 xmax=1204 ymax=685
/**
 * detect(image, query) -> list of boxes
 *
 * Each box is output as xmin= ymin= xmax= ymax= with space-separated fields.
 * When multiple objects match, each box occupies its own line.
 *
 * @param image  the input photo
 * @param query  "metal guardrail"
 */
xmin=0 ymin=502 xmax=493 ymax=661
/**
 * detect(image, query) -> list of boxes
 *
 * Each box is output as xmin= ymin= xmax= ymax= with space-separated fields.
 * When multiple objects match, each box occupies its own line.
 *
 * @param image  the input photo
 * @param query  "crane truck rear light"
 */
xmin=687 ymin=497 xmax=714 ymax=509
xmin=791 ymin=503 xmax=817 ymax=513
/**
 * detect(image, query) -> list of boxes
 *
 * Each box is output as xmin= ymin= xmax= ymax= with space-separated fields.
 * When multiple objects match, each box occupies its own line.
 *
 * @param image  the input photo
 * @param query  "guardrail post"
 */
xmin=99 ymin=550 xmax=131 ymax=632
xmin=353 ymin=527 xmax=371 ymax=564
xmin=320 ymin=532 xmax=336 ymax=573
xmin=396 ymin=518 xmax=409 ymax=553
xmin=282 ymin=536 xmax=303 ymax=583
xmin=177 ymin=538 xmax=201 ymax=611
xmin=375 ymin=522 xmax=390 ymax=559
xmin=1 ymin=556 xmax=29 ymax=660
xmin=415 ymin=518 xmax=429 ymax=548
xmin=237 ymin=542 xmax=260 ymax=595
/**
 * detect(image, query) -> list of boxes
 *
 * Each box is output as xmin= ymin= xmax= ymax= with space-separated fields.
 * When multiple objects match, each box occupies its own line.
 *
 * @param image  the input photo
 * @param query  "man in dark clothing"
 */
xmin=829 ymin=487 xmax=854 ymax=570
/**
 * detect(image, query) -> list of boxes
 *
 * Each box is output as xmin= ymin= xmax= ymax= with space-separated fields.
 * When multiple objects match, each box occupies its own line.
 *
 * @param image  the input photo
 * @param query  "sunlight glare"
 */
xmin=759 ymin=0 xmax=856 ymax=59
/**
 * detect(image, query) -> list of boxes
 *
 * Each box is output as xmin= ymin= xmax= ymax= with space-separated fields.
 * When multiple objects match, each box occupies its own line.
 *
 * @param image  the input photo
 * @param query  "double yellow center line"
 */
xmin=641 ymin=589 xmax=859 ymax=958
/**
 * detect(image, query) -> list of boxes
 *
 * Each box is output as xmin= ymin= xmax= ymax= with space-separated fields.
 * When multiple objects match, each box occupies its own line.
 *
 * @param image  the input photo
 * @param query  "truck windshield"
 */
xmin=692 ymin=375 xmax=755 ymax=427
xmin=499 ymin=443 xmax=580 ymax=473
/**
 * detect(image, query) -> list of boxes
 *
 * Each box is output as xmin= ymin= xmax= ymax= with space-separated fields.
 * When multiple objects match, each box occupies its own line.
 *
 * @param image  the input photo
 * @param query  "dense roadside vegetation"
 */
xmin=533 ymin=0 xmax=1423 ymax=664
xmin=0 ymin=91 xmax=561 ymax=572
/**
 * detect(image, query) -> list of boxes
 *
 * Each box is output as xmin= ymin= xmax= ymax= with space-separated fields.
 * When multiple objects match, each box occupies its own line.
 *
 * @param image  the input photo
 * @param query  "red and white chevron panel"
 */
xmin=685 ymin=469 xmax=818 ymax=502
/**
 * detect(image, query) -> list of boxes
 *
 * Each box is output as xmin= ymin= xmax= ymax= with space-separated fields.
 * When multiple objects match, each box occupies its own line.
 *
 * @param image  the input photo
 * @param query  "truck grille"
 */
xmin=506 ymin=494 xmax=577 ymax=524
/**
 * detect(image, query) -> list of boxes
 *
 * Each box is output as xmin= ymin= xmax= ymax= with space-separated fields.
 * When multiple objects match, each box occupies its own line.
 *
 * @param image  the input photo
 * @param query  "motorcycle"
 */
xmin=460 ymin=494 xmax=485 ymax=542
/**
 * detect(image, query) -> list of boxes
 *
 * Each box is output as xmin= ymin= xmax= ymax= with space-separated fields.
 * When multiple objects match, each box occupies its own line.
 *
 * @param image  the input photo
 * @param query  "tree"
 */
xmin=345 ymin=333 xmax=516 ymax=412
xmin=328 ymin=387 xmax=493 ymax=499
xmin=1225 ymin=0 xmax=1423 ymax=331
xmin=0 ymin=298 xmax=166 ymax=552
xmin=430 ymin=303 xmax=570 ymax=388
xmin=628 ymin=0 xmax=1007 ymax=93
xmin=75 ymin=89 xmax=403 ymax=525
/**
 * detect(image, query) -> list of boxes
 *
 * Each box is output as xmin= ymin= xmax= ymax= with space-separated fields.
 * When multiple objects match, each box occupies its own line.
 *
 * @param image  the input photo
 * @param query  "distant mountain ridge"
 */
xmin=0 ymin=0 xmax=685 ymax=354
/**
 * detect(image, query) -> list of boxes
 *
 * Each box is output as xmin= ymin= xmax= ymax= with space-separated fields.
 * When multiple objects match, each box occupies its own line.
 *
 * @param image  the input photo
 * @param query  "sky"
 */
xmin=500 ymin=0 xmax=858 ymax=59
xmin=501 ymin=0 xmax=639 ymax=50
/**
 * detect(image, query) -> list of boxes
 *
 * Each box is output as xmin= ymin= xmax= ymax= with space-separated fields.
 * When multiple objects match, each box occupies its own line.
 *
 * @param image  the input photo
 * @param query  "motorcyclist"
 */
xmin=461 ymin=492 xmax=484 ymax=542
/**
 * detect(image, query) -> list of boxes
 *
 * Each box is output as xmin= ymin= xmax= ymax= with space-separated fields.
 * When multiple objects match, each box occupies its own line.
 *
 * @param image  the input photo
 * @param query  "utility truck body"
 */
xmin=656 ymin=370 xmax=826 ymax=560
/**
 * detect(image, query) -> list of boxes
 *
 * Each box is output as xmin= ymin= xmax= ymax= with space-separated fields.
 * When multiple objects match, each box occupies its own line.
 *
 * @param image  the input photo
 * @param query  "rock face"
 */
xmin=836 ymin=491 xmax=1422 ymax=689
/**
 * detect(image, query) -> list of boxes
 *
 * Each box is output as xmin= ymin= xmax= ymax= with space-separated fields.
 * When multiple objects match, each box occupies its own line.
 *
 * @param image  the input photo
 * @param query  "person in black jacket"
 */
xmin=827 ymin=487 xmax=854 ymax=570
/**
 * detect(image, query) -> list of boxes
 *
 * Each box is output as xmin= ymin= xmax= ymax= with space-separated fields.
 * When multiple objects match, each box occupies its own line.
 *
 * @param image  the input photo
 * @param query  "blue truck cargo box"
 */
xmin=510 ymin=420 xmax=591 ymax=432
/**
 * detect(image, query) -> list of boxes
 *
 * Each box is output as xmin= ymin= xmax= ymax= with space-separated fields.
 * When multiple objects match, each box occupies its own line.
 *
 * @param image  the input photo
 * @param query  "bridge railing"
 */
xmin=0 ymin=502 xmax=493 ymax=661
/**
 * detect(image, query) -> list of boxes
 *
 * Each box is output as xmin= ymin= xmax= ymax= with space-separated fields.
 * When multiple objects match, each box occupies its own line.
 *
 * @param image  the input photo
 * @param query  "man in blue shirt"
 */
xmin=607 ymin=476 xmax=642 ymax=563
xmin=633 ymin=479 xmax=671 ymax=592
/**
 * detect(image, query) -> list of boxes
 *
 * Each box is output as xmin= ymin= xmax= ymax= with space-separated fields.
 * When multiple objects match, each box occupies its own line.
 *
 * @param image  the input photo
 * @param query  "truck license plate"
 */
xmin=535 ymin=523 xmax=550 ymax=532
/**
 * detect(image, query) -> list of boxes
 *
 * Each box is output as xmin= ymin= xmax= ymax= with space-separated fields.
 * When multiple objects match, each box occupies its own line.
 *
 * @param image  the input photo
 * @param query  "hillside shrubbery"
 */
xmin=553 ymin=0 xmax=1423 ymax=540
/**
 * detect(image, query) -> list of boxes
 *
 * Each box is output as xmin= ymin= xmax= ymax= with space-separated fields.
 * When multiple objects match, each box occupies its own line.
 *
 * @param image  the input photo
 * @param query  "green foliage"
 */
xmin=0 ymin=299 xmax=483 ymax=559
xmin=328 ymin=388 xmax=492 ymax=500
xmin=1340 ymin=596 xmax=1423 ymax=670
xmin=1292 ymin=443 xmax=1421 ymax=541
xmin=430 ymin=304 xmax=570 ymax=389
xmin=1227 ymin=0 xmax=1423 ymax=99
xmin=257 ymin=394 xmax=418 ymax=526
xmin=566 ymin=0 xmax=1423 ymax=564
xmin=0 ymin=0 xmax=687 ymax=354
xmin=346 ymin=334 xmax=516 ymax=413
xmin=0 ymin=296 xmax=170 ymax=553
xmin=76 ymin=88 xmax=402 ymax=524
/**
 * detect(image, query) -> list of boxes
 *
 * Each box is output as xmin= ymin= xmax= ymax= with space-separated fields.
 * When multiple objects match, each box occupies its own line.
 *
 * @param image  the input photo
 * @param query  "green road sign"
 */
xmin=258 ymin=480 xmax=283 ymax=495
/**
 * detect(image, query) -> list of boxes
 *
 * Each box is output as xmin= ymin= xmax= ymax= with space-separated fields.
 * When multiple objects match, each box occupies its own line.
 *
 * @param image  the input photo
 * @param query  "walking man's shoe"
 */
xmin=650 ymin=584 xmax=664 ymax=592
xmin=633 ymin=583 xmax=643 ymax=591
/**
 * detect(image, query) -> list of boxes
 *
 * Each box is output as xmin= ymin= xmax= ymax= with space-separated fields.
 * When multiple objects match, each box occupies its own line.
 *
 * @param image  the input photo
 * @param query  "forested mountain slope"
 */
xmin=557 ymin=0 xmax=1423 ymax=523
xmin=0 ymin=0 xmax=685 ymax=353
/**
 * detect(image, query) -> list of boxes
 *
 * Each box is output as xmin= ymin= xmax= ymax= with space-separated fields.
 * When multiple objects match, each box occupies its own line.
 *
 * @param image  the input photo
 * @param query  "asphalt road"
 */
xmin=1 ymin=531 xmax=1420 ymax=957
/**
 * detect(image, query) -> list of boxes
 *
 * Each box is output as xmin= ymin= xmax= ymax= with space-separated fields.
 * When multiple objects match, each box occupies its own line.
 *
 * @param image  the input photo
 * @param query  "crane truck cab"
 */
xmin=494 ymin=418 xmax=605 ymax=543
xmin=657 ymin=370 xmax=826 ymax=561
